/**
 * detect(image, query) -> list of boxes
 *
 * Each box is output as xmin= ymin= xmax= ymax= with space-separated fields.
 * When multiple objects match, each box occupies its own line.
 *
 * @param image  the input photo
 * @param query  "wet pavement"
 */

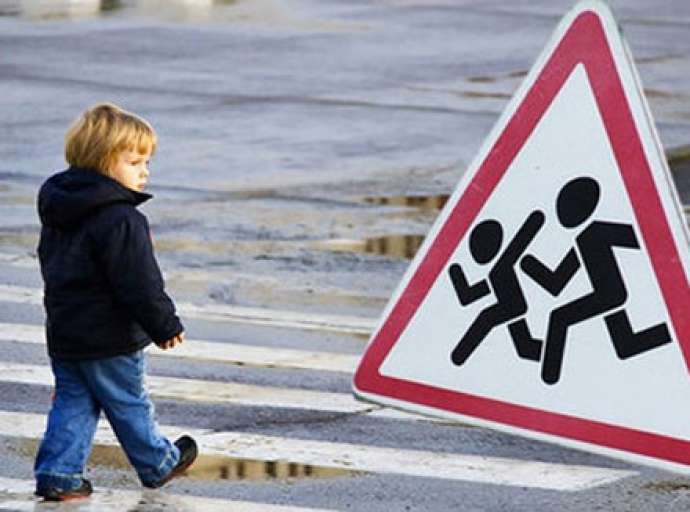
xmin=1 ymin=0 xmax=690 ymax=511
xmin=1 ymin=0 xmax=690 ymax=316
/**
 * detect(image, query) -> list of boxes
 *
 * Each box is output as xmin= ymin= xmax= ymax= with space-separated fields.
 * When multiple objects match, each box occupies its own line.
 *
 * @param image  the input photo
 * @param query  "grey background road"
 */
xmin=0 ymin=0 xmax=690 ymax=510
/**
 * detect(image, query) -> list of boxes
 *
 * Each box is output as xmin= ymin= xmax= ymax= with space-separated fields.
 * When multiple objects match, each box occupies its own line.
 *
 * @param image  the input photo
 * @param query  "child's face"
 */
xmin=109 ymin=149 xmax=151 ymax=192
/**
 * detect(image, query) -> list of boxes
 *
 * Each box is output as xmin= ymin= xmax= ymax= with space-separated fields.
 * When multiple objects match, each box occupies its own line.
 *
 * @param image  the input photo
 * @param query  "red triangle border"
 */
xmin=354 ymin=10 xmax=690 ymax=466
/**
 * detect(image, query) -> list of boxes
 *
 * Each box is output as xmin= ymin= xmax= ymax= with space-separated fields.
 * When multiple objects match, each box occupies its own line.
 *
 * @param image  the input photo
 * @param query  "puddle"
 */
xmin=191 ymin=454 xmax=352 ymax=480
xmin=17 ymin=439 xmax=355 ymax=481
xmin=312 ymin=194 xmax=452 ymax=259
xmin=316 ymin=235 xmax=425 ymax=260
xmin=465 ymin=75 xmax=496 ymax=84
xmin=670 ymin=150 xmax=690 ymax=169
xmin=462 ymin=91 xmax=511 ymax=100
xmin=363 ymin=194 xmax=449 ymax=211
xmin=643 ymin=480 xmax=690 ymax=492
xmin=309 ymin=194 xmax=451 ymax=259
xmin=466 ymin=70 xmax=527 ymax=83
xmin=644 ymin=88 xmax=677 ymax=98
xmin=637 ymin=54 xmax=683 ymax=65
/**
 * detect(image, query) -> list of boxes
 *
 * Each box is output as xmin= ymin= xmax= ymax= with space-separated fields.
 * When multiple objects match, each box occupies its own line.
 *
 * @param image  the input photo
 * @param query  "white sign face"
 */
xmin=354 ymin=0 xmax=690 ymax=474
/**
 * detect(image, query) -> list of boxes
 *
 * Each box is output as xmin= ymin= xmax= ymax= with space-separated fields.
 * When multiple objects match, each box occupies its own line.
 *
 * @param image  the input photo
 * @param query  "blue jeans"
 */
xmin=34 ymin=350 xmax=180 ymax=490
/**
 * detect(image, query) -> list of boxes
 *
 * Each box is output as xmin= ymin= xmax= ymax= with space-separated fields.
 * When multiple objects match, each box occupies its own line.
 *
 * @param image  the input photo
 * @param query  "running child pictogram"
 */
xmin=448 ymin=176 xmax=673 ymax=385
xmin=448 ymin=211 xmax=545 ymax=366
xmin=521 ymin=176 xmax=672 ymax=384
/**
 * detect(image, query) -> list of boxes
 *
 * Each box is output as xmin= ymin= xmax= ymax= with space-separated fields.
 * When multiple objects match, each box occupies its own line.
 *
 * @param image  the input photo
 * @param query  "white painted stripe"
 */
xmin=180 ymin=302 xmax=376 ymax=336
xmin=0 ymin=284 xmax=39 ymax=305
xmin=0 ymin=284 xmax=377 ymax=336
xmin=0 ymin=361 xmax=425 ymax=423
xmin=0 ymin=253 xmax=36 ymax=268
xmin=0 ymin=477 xmax=333 ymax=512
xmin=0 ymin=323 xmax=441 ymax=424
xmin=0 ymin=322 xmax=359 ymax=373
xmin=0 ymin=411 xmax=635 ymax=491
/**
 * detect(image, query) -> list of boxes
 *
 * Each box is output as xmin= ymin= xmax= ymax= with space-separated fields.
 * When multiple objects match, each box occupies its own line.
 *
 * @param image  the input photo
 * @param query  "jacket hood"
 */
xmin=38 ymin=167 xmax=152 ymax=229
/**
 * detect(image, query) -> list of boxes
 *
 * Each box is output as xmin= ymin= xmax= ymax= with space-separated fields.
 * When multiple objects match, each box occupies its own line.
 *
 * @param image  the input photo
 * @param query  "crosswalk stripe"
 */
xmin=0 ymin=361 xmax=429 ymax=423
xmin=0 ymin=476 xmax=335 ymax=511
xmin=181 ymin=302 xmax=376 ymax=336
xmin=0 ymin=269 xmax=637 ymax=493
xmin=0 ymin=322 xmax=359 ymax=373
xmin=0 ymin=411 xmax=636 ymax=491
xmin=0 ymin=283 xmax=377 ymax=336
xmin=0 ymin=253 xmax=36 ymax=268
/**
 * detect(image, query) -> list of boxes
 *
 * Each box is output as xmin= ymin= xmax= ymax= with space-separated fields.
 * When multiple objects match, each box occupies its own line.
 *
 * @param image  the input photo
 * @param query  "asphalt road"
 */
xmin=1 ymin=1 xmax=690 ymax=510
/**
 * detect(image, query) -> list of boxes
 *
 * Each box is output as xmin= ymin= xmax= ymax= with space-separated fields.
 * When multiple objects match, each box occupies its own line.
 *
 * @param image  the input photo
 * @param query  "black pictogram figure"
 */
xmin=449 ymin=211 xmax=545 ymax=366
xmin=521 ymin=177 xmax=672 ymax=385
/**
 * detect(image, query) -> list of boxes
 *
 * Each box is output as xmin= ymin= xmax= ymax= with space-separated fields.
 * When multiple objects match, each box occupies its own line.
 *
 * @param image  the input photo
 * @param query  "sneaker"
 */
xmin=35 ymin=478 xmax=93 ymax=501
xmin=143 ymin=435 xmax=198 ymax=489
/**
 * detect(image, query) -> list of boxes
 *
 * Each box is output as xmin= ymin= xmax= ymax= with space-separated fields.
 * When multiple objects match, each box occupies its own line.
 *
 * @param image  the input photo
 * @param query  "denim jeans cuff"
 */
xmin=138 ymin=444 xmax=180 ymax=485
xmin=35 ymin=471 xmax=83 ymax=491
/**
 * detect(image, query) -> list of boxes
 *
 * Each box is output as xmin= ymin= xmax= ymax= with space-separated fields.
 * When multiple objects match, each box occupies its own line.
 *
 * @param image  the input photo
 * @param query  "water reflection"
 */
xmin=19 ymin=439 xmax=352 ymax=482
xmin=363 ymin=194 xmax=449 ymax=211
xmin=192 ymin=454 xmax=350 ymax=480
xmin=317 ymin=194 xmax=451 ymax=259
xmin=319 ymin=235 xmax=425 ymax=260
xmin=364 ymin=235 xmax=424 ymax=259
xmin=10 ymin=439 xmax=354 ymax=492
xmin=86 ymin=444 xmax=354 ymax=481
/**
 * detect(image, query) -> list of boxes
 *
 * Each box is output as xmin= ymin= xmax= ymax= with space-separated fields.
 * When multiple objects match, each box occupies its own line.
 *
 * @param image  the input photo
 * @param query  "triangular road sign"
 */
xmin=353 ymin=0 xmax=690 ymax=474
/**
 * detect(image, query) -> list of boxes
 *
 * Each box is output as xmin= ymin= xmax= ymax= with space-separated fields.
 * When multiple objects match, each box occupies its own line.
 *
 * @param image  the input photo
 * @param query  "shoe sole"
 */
xmin=38 ymin=493 xmax=92 ymax=502
xmin=145 ymin=448 xmax=198 ymax=488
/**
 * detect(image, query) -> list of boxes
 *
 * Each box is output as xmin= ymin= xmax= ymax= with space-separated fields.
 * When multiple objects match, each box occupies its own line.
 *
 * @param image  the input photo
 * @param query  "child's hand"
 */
xmin=157 ymin=331 xmax=185 ymax=350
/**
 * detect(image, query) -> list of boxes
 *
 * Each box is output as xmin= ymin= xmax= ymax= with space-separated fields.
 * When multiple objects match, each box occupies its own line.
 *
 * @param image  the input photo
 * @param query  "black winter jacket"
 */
xmin=37 ymin=167 xmax=184 ymax=360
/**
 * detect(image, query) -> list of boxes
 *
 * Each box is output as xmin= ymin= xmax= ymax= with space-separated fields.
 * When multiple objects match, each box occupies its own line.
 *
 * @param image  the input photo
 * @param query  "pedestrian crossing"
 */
xmin=0 ymin=322 xmax=434 ymax=423
xmin=0 ymin=360 xmax=422 ymax=421
xmin=0 ymin=282 xmax=376 ymax=336
xmin=0 ymin=321 xmax=359 ymax=373
xmin=0 ymin=477 xmax=336 ymax=511
xmin=0 ymin=279 xmax=640 ymax=509
xmin=0 ymin=411 xmax=635 ymax=491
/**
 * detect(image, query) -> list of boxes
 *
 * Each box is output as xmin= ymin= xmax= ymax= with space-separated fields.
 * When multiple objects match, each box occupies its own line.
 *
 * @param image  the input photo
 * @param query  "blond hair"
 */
xmin=64 ymin=103 xmax=157 ymax=176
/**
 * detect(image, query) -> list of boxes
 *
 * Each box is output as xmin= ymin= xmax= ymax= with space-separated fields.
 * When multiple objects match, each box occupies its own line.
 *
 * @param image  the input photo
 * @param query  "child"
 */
xmin=33 ymin=103 xmax=198 ymax=501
